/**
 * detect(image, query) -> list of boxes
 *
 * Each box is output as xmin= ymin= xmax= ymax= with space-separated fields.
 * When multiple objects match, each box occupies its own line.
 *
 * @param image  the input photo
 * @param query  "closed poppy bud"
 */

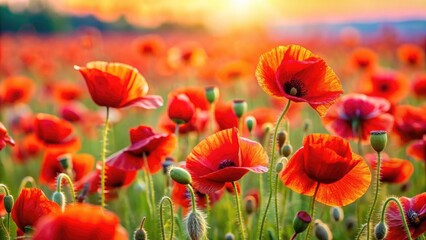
xmin=330 ymin=206 xmax=344 ymax=222
xmin=169 ymin=167 xmax=192 ymax=185
xmin=168 ymin=94 xmax=195 ymax=124
xmin=275 ymin=161 xmax=284 ymax=173
xmin=233 ymin=99 xmax=247 ymax=118
xmin=52 ymin=191 xmax=66 ymax=212
xmin=277 ymin=131 xmax=287 ymax=149
xmin=224 ymin=232 xmax=235 ymax=240
xmin=370 ymin=131 xmax=387 ymax=153
xmin=314 ymin=220 xmax=333 ymax=240
xmin=244 ymin=195 xmax=257 ymax=215
xmin=3 ymin=195 xmax=14 ymax=213
xmin=374 ymin=221 xmax=388 ymax=240
xmin=293 ymin=211 xmax=312 ymax=234
xmin=58 ymin=153 xmax=73 ymax=172
xmin=205 ymin=86 xmax=219 ymax=104
xmin=281 ymin=144 xmax=293 ymax=157
xmin=245 ymin=116 xmax=256 ymax=133
xmin=134 ymin=228 xmax=147 ymax=240
xmin=262 ymin=123 xmax=273 ymax=134
xmin=185 ymin=210 xmax=208 ymax=240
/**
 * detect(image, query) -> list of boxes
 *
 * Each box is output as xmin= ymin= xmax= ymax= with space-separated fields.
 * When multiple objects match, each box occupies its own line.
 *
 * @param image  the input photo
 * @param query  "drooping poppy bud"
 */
xmin=52 ymin=191 xmax=66 ymax=212
xmin=169 ymin=167 xmax=192 ymax=185
xmin=370 ymin=131 xmax=387 ymax=153
xmin=232 ymin=99 xmax=247 ymax=118
xmin=3 ymin=195 xmax=13 ymax=213
xmin=293 ymin=211 xmax=312 ymax=234
xmin=168 ymin=94 xmax=195 ymax=125
xmin=185 ymin=210 xmax=208 ymax=240
xmin=374 ymin=221 xmax=388 ymax=240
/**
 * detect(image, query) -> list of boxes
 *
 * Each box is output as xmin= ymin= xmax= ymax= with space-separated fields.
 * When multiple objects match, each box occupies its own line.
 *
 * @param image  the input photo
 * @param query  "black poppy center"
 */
xmin=379 ymin=83 xmax=389 ymax=92
xmin=283 ymin=79 xmax=306 ymax=97
xmin=218 ymin=160 xmax=236 ymax=169
xmin=407 ymin=209 xmax=422 ymax=228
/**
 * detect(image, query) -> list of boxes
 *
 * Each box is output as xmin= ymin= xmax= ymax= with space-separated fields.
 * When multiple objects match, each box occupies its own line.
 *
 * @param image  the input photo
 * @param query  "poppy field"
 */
xmin=0 ymin=3 xmax=426 ymax=240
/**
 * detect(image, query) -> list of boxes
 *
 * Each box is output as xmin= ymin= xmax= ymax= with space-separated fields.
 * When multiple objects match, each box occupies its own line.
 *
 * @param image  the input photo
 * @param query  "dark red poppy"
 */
xmin=406 ymin=135 xmax=426 ymax=163
xmin=186 ymin=128 xmax=268 ymax=194
xmin=34 ymin=113 xmax=80 ymax=152
xmin=322 ymin=94 xmax=394 ymax=142
xmin=11 ymin=188 xmax=61 ymax=233
xmin=168 ymin=93 xmax=195 ymax=124
xmin=33 ymin=203 xmax=128 ymax=240
xmin=412 ymin=74 xmax=426 ymax=98
xmin=392 ymin=105 xmax=426 ymax=145
xmin=360 ymin=70 xmax=409 ymax=104
xmin=256 ymin=45 xmax=343 ymax=116
xmin=0 ymin=122 xmax=14 ymax=150
xmin=39 ymin=151 xmax=95 ymax=189
xmin=106 ymin=125 xmax=176 ymax=173
xmin=0 ymin=76 xmax=35 ymax=106
xmin=280 ymin=134 xmax=371 ymax=206
xmin=397 ymin=44 xmax=425 ymax=68
xmin=75 ymin=61 xmax=163 ymax=109
xmin=365 ymin=152 xmax=413 ymax=184
xmin=385 ymin=192 xmax=426 ymax=240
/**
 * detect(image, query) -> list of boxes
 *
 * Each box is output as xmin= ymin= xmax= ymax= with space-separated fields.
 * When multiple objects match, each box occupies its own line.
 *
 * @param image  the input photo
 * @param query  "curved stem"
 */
xmin=0 ymin=184 xmax=10 ymax=196
xmin=187 ymin=184 xmax=197 ymax=213
xmin=379 ymin=197 xmax=412 ymax=240
xmin=0 ymin=184 xmax=10 ymax=232
xmin=100 ymin=107 xmax=110 ymax=208
xmin=18 ymin=176 xmax=36 ymax=191
xmin=366 ymin=151 xmax=382 ymax=240
xmin=56 ymin=173 xmax=76 ymax=203
xmin=233 ymin=181 xmax=246 ymax=240
xmin=305 ymin=182 xmax=320 ymax=240
xmin=258 ymin=100 xmax=291 ymax=239
xmin=159 ymin=196 xmax=175 ymax=240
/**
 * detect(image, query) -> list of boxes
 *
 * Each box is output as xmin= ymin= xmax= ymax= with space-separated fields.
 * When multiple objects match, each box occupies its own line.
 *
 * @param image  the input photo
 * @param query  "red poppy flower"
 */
xmin=11 ymin=133 xmax=43 ymax=164
xmin=397 ymin=44 xmax=425 ymax=68
xmin=0 ymin=75 xmax=35 ymax=105
xmin=33 ymin=203 xmax=128 ymax=240
xmin=59 ymin=101 xmax=88 ymax=123
xmin=0 ymin=194 xmax=6 ymax=217
xmin=52 ymin=81 xmax=84 ymax=104
xmin=216 ymin=60 xmax=253 ymax=84
xmin=167 ymin=41 xmax=207 ymax=70
xmin=168 ymin=93 xmax=195 ymax=124
xmin=214 ymin=101 xmax=238 ymax=131
xmin=34 ymin=113 xmax=80 ymax=152
xmin=365 ymin=152 xmax=413 ymax=184
xmin=360 ymin=70 xmax=409 ymax=104
xmin=75 ymin=61 xmax=163 ymax=109
xmin=0 ymin=122 xmax=15 ymax=150
xmin=133 ymin=34 xmax=165 ymax=57
xmin=412 ymin=74 xmax=426 ymax=98
xmin=348 ymin=47 xmax=378 ymax=72
xmin=106 ymin=125 xmax=176 ymax=173
xmin=255 ymin=45 xmax=343 ymax=116
xmin=243 ymin=107 xmax=282 ymax=139
xmin=280 ymin=134 xmax=371 ymax=206
xmin=322 ymin=94 xmax=394 ymax=142
xmin=393 ymin=105 xmax=426 ymax=145
xmin=11 ymin=188 xmax=60 ymax=233
xmin=74 ymin=162 xmax=137 ymax=201
xmin=385 ymin=192 xmax=426 ymax=240
xmin=39 ymin=151 xmax=95 ymax=188
xmin=186 ymin=128 xmax=268 ymax=194
xmin=406 ymin=135 xmax=426 ymax=163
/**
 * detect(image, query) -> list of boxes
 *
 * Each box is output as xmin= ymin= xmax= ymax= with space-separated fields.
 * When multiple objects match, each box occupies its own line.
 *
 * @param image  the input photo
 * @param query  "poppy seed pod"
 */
xmin=205 ymin=86 xmax=219 ymax=104
xmin=232 ymin=99 xmax=247 ymax=118
xmin=168 ymin=94 xmax=195 ymax=124
xmin=185 ymin=210 xmax=208 ymax=240
xmin=293 ymin=211 xmax=312 ymax=234
xmin=245 ymin=116 xmax=256 ymax=133
xmin=374 ymin=221 xmax=388 ymax=240
xmin=314 ymin=220 xmax=333 ymax=240
xmin=169 ymin=167 xmax=192 ymax=185
xmin=370 ymin=131 xmax=387 ymax=153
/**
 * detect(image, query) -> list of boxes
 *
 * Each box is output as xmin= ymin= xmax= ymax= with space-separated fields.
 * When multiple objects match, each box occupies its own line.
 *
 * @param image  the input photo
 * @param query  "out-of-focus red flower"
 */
xmin=34 ymin=113 xmax=80 ymax=152
xmin=280 ymin=134 xmax=371 ymax=206
xmin=167 ymin=41 xmax=207 ymax=70
xmin=74 ymin=162 xmax=137 ymax=201
xmin=0 ymin=76 xmax=35 ymax=106
xmin=365 ymin=152 xmax=413 ymax=184
xmin=397 ymin=44 xmax=425 ymax=68
xmin=186 ymin=128 xmax=268 ymax=194
xmin=106 ymin=125 xmax=176 ymax=173
xmin=11 ymin=134 xmax=43 ymax=163
xmin=322 ymin=94 xmax=394 ymax=143
xmin=393 ymin=105 xmax=426 ymax=145
xmin=412 ymin=74 xmax=426 ymax=98
xmin=0 ymin=194 xmax=6 ymax=217
xmin=406 ymin=135 xmax=426 ymax=163
xmin=0 ymin=122 xmax=15 ymax=150
xmin=39 ymin=151 xmax=95 ymax=189
xmin=348 ymin=47 xmax=378 ymax=72
xmin=256 ymin=45 xmax=343 ymax=116
xmin=385 ymin=193 xmax=426 ymax=240
xmin=360 ymin=70 xmax=409 ymax=104
xmin=33 ymin=203 xmax=128 ymax=240
xmin=168 ymin=94 xmax=195 ymax=124
xmin=75 ymin=61 xmax=163 ymax=109
xmin=133 ymin=34 xmax=165 ymax=57
xmin=216 ymin=60 xmax=253 ymax=84
xmin=59 ymin=101 xmax=88 ymax=123
xmin=214 ymin=101 xmax=238 ymax=131
xmin=243 ymin=107 xmax=282 ymax=139
xmin=52 ymin=81 xmax=84 ymax=104
xmin=11 ymin=188 xmax=60 ymax=233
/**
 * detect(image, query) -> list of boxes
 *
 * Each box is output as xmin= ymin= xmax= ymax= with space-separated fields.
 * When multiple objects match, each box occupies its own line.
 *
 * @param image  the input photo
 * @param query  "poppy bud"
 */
xmin=281 ymin=144 xmax=293 ymax=157
xmin=275 ymin=162 xmax=284 ymax=173
xmin=277 ymin=131 xmax=287 ymax=149
xmin=244 ymin=195 xmax=257 ymax=215
xmin=52 ymin=191 xmax=66 ymax=212
xmin=3 ymin=195 xmax=13 ymax=213
xmin=169 ymin=167 xmax=192 ymax=185
xmin=58 ymin=153 xmax=73 ymax=172
xmin=162 ymin=157 xmax=174 ymax=175
xmin=370 ymin=131 xmax=387 ymax=153
xmin=224 ymin=232 xmax=235 ymax=240
xmin=245 ymin=116 xmax=256 ymax=133
xmin=205 ymin=86 xmax=219 ymax=104
xmin=185 ymin=210 xmax=208 ymax=240
xmin=168 ymin=94 xmax=195 ymax=124
xmin=374 ymin=221 xmax=388 ymax=240
xmin=134 ymin=228 xmax=148 ymax=240
xmin=232 ymin=99 xmax=247 ymax=118
xmin=330 ymin=206 xmax=344 ymax=222
xmin=293 ymin=211 xmax=312 ymax=234
xmin=314 ymin=220 xmax=332 ymax=240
